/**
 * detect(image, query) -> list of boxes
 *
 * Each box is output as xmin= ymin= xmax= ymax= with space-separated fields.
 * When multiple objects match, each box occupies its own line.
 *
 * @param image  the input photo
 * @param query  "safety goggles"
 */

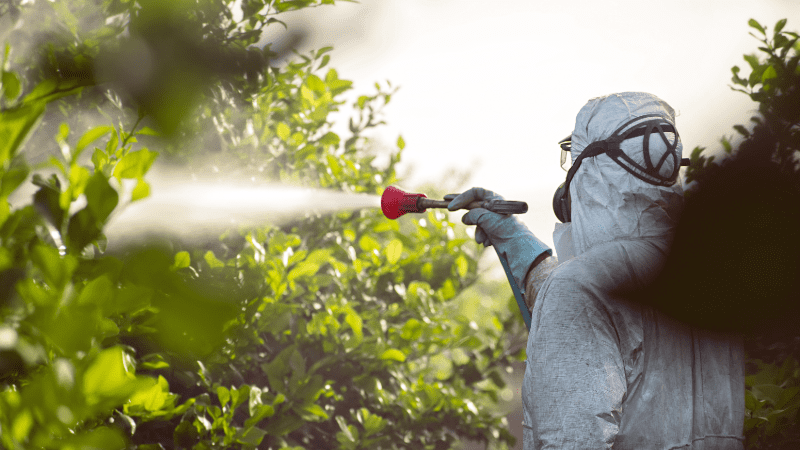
xmin=559 ymin=135 xmax=572 ymax=172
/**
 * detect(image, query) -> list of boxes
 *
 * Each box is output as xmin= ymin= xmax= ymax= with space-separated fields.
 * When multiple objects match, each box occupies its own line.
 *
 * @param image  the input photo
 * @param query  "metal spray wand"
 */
xmin=380 ymin=186 xmax=532 ymax=331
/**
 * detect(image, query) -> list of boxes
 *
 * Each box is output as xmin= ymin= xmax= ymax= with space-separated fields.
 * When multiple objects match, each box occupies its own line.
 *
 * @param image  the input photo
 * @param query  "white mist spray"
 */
xmin=104 ymin=166 xmax=381 ymax=248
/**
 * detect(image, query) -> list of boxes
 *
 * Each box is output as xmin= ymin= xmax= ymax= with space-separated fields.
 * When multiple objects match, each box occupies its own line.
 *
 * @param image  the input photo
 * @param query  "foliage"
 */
xmin=744 ymin=358 xmax=800 ymax=448
xmin=685 ymin=18 xmax=800 ymax=186
xmin=0 ymin=1 xmax=525 ymax=449
xmin=679 ymin=18 xmax=800 ymax=448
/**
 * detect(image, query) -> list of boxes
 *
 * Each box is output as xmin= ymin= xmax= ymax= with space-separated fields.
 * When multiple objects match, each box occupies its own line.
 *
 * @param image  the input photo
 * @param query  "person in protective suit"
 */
xmin=448 ymin=92 xmax=745 ymax=449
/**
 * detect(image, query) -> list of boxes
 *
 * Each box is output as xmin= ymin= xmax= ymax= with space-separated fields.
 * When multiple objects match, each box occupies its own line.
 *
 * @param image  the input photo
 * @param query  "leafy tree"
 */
xmin=671 ymin=18 xmax=800 ymax=449
xmin=0 ymin=1 xmax=525 ymax=449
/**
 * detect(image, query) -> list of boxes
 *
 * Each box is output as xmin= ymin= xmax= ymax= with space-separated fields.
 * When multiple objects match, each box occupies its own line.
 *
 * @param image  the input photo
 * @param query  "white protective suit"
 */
xmin=521 ymin=92 xmax=745 ymax=449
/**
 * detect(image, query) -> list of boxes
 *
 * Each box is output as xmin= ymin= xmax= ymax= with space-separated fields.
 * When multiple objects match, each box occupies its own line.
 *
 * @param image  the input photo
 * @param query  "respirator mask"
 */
xmin=552 ymin=113 xmax=691 ymax=223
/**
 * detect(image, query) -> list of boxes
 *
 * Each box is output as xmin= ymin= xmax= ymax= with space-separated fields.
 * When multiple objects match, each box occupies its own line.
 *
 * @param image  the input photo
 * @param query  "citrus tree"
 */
xmin=0 ymin=1 xmax=526 ymax=449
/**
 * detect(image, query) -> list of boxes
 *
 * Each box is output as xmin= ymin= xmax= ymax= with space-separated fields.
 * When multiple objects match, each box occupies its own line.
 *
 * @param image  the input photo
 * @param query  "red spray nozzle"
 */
xmin=381 ymin=186 xmax=529 ymax=220
xmin=381 ymin=186 xmax=427 ymax=219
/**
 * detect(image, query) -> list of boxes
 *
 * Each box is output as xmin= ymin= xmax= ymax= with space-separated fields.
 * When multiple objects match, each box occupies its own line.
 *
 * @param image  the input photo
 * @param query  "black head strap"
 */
xmin=566 ymin=114 xmax=681 ymax=187
xmin=594 ymin=114 xmax=681 ymax=186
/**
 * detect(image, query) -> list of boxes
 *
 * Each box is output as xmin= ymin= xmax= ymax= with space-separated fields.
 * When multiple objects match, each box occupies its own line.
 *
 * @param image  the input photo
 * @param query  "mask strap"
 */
xmin=604 ymin=115 xmax=681 ymax=186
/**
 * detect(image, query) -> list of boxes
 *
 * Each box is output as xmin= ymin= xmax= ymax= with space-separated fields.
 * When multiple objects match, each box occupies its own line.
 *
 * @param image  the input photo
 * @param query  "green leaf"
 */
xmin=83 ymin=347 xmax=146 ymax=405
xmin=68 ymin=207 xmax=103 ymax=251
xmin=0 ymin=157 xmax=29 ymax=197
xmin=0 ymin=101 xmax=46 ymax=166
xmin=105 ymin=128 xmax=119 ymax=155
xmin=127 ymin=376 xmax=170 ymax=411
xmin=318 ymin=54 xmax=330 ymax=70
xmin=92 ymin=148 xmax=108 ymax=172
xmin=301 ymin=85 xmax=314 ymax=103
xmin=744 ymin=416 xmax=769 ymax=431
xmin=62 ymin=164 xmax=91 ymax=208
xmin=730 ymin=66 xmax=748 ymax=86
xmin=76 ymin=125 xmax=114 ymax=161
xmin=429 ymin=354 xmax=454 ymax=380
xmin=31 ymin=244 xmax=77 ymax=289
xmin=748 ymin=64 xmax=766 ymax=88
xmin=263 ymin=351 xmax=290 ymax=392
xmin=33 ymin=174 xmax=65 ymax=228
xmin=307 ymin=74 xmax=326 ymax=93
xmin=748 ymin=18 xmax=766 ymax=35
xmin=55 ymin=122 xmax=70 ymax=144
xmin=288 ymin=260 xmax=320 ymax=280
xmin=336 ymin=416 xmax=354 ymax=441
xmin=345 ymin=310 xmax=363 ymax=345
xmin=400 ymin=318 xmax=422 ymax=341
xmin=385 ymin=239 xmax=402 ymax=264
xmin=266 ymin=17 xmax=287 ymax=29
xmin=455 ymin=254 xmax=468 ymax=277
xmin=230 ymin=385 xmax=251 ymax=410
xmin=23 ymin=79 xmax=81 ymax=104
xmin=77 ymin=275 xmax=113 ymax=309
xmin=290 ymin=131 xmax=305 ymax=146
xmin=249 ymin=386 xmax=264 ymax=416
xmin=11 ymin=409 xmax=32 ymax=443
xmin=113 ymin=148 xmax=157 ymax=180
xmin=172 ymin=251 xmax=191 ymax=269
xmin=743 ymin=54 xmax=760 ymax=70
xmin=289 ymin=348 xmax=306 ymax=378
xmin=440 ymin=278 xmax=456 ymax=300
xmin=236 ymin=426 xmax=267 ymax=446
xmin=319 ymin=131 xmax=340 ymax=147
xmin=358 ymin=234 xmax=380 ymax=253
xmin=217 ymin=386 xmax=230 ymax=408
xmin=276 ymin=122 xmax=290 ymax=141
xmin=136 ymin=126 xmax=161 ymax=136
xmin=774 ymin=18 xmax=787 ymax=35
xmin=2 ymin=70 xmax=21 ymax=102
xmin=326 ymin=154 xmax=342 ymax=176
xmin=243 ymin=404 xmax=275 ymax=429
xmin=777 ymin=386 xmax=800 ymax=409
xmin=301 ymin=403 xmax=329 ymax=420
xmin=328 ymin=79 xmax=352 ymax=96
xmin=451 ymin=348 xmax=470 ymax=365
xmin=84 ymin=171 xmax=118 ymax=222
xmin=380 ymin=348 xmax=405 ymax=362
xmin=761 ymin=65 xmax=777 ymax=82
xmin=204 ymin=250 xmax=225 ymax=268
xmin=131 ymin=178 xmax=150 ymax=201
xmin=752 ymin=384 xmax=783 ymax=404
xmin=397 ymin=135 xmax=405 ymax=150
xmin=139 ymin=353 xmax=170 ymax=370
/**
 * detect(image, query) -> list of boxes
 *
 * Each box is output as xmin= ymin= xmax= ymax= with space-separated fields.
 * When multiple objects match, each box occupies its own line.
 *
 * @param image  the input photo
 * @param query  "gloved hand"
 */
xmin=448 ymin=187 xmax=552 ymax=290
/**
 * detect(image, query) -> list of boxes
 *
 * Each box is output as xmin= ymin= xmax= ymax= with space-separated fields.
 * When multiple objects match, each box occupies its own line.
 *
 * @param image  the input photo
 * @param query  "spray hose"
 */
xmin=381 ymin=186 xmax=532 ymax=331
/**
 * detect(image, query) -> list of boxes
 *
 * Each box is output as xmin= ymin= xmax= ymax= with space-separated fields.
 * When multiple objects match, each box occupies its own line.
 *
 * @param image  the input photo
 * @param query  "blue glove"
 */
xmin=448 ymin=187 xmax=552 ymax=290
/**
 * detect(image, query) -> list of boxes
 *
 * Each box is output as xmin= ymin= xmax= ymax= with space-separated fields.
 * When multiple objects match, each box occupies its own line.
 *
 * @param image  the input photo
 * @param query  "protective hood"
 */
xmin=564 ymin=92 xmax=685 ymax=258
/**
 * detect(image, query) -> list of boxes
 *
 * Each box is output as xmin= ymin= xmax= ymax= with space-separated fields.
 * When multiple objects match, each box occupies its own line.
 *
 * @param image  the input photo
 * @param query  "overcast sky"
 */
xmin=257 ymin=0 xmax=797 ymax=270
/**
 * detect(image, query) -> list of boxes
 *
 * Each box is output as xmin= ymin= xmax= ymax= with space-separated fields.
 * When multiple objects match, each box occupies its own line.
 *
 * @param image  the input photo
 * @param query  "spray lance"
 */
xmin=381 ymin=186 xmax=532 ymax=331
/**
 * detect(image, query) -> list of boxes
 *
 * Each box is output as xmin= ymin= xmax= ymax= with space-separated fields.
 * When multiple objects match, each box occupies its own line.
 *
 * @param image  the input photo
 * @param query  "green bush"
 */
xmin=0 ymin=1 xmax=524 ymax=449
xmin=684 ymin=18 xmax=800 ymax=448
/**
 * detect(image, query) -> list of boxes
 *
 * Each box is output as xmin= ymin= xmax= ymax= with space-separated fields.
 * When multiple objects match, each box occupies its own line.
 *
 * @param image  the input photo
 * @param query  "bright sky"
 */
xmin=258 ymin=0 xmax=798 ymax=273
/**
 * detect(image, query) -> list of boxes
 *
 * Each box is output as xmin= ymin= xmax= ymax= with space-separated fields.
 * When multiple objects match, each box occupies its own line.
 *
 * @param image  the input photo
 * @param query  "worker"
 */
xmin=448 ymin=92 xmax=745 ymax=449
